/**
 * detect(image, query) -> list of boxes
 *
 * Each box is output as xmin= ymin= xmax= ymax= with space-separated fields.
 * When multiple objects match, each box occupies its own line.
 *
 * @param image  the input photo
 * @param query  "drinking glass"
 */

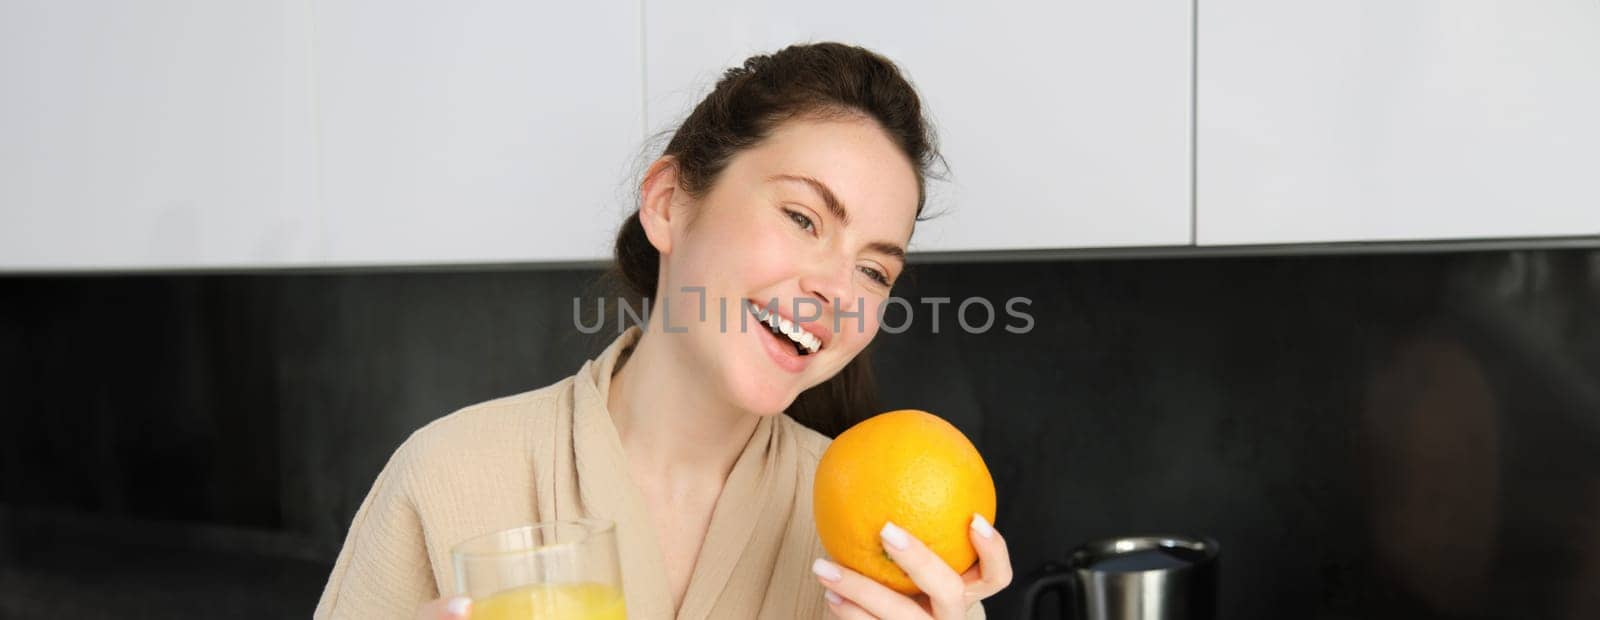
xmin=452 ymin=519 xmax=626 ymax=620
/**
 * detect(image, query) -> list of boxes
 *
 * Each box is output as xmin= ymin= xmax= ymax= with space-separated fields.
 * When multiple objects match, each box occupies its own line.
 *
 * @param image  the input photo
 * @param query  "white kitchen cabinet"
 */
xmin=313 ymin=0 xmax=643 ymax=266
xmin=1198 ymin=0 xmax=1600 ymax=246
xmin=644 ymin=0 xmax=1194 ymax=253
xmin=0 ymin=1 xmax=320 ymax=271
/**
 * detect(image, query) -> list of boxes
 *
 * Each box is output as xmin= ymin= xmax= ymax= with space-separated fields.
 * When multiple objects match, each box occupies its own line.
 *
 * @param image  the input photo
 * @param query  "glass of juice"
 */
xmin=452 ymin=519 xmax=626 ymax=620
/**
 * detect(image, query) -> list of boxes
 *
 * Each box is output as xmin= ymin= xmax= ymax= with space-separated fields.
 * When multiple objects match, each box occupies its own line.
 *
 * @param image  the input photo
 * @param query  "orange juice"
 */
xmin=471 ymin=582 xmax=626 ymax=620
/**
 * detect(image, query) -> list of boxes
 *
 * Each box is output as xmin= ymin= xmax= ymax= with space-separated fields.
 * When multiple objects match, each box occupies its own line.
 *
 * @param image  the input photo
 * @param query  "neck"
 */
xmin=606 ymin=321 xmax=761 ymax=490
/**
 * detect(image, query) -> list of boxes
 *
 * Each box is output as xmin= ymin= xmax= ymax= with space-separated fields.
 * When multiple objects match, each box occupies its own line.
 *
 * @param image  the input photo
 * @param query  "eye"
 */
xmin=858 ymin=265 xmax=891 ymax=287
xmin=783 ymin=208 xmax=816 ymax=234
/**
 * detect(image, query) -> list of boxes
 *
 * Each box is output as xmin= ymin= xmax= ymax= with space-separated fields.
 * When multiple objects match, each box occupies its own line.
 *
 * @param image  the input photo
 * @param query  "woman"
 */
xmin=314 ymin=42 xmax=1012 ymax=620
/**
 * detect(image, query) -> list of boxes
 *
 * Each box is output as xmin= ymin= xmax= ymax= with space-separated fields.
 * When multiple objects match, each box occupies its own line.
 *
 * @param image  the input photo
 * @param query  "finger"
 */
xmin=962 ymin=513 xmax=1014 ymax=602
xmin=821 ymin=587 xmax=877 ymax=620
xmin=813 ymin=558 xmax=924 ymax=619
xmin=415 ymin=596 xmax=471 ymax=620
xmin=878 ymin=522 xmax=966 ymax=618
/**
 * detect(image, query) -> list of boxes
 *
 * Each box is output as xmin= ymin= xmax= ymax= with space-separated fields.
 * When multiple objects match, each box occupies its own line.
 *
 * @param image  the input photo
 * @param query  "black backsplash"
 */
xmin=3 ymin=250 xmax=1597 ymax=619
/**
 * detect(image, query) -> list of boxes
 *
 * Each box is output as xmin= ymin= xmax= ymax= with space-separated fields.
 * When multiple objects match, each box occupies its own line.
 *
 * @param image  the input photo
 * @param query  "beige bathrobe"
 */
xmin=314 ymin=326 xmax=984 ymax=619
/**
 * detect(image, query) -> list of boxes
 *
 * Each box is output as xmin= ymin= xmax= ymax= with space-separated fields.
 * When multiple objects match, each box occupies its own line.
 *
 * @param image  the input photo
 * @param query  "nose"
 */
xmin=800 ymin=254 xmax=856 ymax=315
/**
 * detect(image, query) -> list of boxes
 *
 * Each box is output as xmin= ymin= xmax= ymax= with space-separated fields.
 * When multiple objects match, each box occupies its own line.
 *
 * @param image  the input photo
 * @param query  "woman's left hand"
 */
xmin=813 ymin=514 xmax=1013 ymax=619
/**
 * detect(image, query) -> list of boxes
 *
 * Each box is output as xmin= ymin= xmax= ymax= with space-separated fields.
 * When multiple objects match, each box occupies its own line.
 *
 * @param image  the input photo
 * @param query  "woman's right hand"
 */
xmin=415 ymin=596 xmax=471 ymax=619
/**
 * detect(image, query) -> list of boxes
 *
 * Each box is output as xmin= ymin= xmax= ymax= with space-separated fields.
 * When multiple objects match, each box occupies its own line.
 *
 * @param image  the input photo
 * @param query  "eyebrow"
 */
xmin=768 ymin=174 xmax=907 ymax=264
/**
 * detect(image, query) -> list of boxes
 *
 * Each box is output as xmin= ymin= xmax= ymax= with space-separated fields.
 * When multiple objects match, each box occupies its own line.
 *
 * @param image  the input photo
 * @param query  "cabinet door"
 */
xmin=0 ymin=1 xmax=318 ymax=271
xmin=645 ymin=0 xmax=1193 ymax=253
xmin=314 ymin=0 xmax=642 ymax=265
xmin=1198 ymin=0 xmax=1600 ymax=246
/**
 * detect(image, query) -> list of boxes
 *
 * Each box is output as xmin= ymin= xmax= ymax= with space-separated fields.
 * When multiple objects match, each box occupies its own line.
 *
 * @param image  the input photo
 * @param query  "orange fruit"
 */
xmin=813 ymin=409 xmax=997 ymax=595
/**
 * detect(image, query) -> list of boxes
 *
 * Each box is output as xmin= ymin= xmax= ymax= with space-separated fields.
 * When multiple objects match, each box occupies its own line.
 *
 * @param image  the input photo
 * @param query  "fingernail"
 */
xmin=971 ymin=513 xmax=996 ymax=539
xmin=824 ymin=590 xmax=843 ymax=605
xmin=445 ymin=597 xmax=471 ymax=618
xmin=880 ymin=521 xmax=910 ymax=550
xmin=812 ymin=558 xmax=842 ymax=582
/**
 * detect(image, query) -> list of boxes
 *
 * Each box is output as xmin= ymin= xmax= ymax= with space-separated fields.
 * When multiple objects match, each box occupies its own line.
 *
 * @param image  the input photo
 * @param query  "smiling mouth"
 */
xmin=744 ymin=300 xmax=821 ymax=356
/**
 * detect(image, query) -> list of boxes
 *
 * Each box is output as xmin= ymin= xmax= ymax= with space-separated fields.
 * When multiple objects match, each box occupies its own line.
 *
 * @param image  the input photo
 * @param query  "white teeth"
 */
xmin=746 ymin=300 xmax=770 ymax=321
xmin=745 ymin=300 xmax=821 ymax=354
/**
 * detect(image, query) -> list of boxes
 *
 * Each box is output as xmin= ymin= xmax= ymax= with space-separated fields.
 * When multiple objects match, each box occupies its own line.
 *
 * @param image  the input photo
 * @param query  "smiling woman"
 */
xmin=620 ymin=114 xmax=921 ymax=428
xmin=314 ymin=43 xmax=1008 ymax=620
xmin=610 ymin=44 xmax=939 ymax=440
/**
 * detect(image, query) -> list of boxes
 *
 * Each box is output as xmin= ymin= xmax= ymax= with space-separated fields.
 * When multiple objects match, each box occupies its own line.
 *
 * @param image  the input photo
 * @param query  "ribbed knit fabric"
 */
xmin=313 ymin=326 xmax=985 ymax=619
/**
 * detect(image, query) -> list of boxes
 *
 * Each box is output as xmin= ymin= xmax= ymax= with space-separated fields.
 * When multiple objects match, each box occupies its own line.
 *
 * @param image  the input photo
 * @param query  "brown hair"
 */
xmin=607 ymin=42 xmax=940 ymax=437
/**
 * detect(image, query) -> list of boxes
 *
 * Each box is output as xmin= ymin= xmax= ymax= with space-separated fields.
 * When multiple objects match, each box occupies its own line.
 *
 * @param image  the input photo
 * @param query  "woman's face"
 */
xmin=647 ymin=115 xmax=919 ymax=416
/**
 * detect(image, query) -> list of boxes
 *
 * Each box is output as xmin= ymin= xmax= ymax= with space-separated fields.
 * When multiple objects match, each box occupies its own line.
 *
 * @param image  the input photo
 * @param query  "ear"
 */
xmin=638 ymin=156 xmax=686 ymax=256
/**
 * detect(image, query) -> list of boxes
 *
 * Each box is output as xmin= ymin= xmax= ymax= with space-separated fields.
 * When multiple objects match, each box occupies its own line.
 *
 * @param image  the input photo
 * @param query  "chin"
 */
xmin=723 ymin=369 xmax=803 ymax=417
xmin=740 ymin=386 xmax=802 ymax=418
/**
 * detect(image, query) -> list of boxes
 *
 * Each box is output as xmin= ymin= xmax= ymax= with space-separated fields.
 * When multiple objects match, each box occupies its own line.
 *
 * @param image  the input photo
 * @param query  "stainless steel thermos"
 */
xmin=1019 ymin=535 xmax=1219 ymax=620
